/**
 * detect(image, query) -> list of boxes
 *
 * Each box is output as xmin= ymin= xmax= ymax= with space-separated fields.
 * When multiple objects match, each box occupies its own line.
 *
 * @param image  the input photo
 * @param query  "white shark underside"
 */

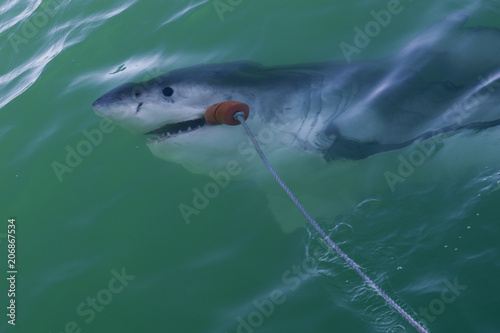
xmin=93 ymin=13 xmax=500 ymax=174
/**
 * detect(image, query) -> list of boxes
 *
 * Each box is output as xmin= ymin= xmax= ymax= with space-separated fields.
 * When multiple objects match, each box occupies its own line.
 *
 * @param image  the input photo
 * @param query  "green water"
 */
xmin=1 ymin=0 xmax=500 ymax=332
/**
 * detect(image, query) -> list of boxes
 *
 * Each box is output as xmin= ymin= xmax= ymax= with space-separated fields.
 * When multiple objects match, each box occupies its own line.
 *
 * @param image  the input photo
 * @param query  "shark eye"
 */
xmin=162 ymin=87 xmax=174 ymax=97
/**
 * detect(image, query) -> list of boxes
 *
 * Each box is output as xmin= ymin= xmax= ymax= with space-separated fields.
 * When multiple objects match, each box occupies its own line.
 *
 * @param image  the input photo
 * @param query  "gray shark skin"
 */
xmin=93 ymin=13 xmax=500 ymax=174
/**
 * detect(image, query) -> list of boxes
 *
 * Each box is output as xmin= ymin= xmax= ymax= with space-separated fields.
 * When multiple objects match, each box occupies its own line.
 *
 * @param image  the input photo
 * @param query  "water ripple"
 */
xmin=0 ymin=0 xmax=42 ymax=35
xmin=0 ymin=1 xmax=138 ymax=110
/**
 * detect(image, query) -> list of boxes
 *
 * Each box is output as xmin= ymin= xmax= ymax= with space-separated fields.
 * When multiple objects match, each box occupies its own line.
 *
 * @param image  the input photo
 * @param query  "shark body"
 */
xmin=93 ymin=13 xmax=500 ymax=175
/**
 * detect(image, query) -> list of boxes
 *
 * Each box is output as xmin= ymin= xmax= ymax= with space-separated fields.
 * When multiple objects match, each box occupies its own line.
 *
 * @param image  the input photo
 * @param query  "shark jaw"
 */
xmin=145 ymin=118 xmax=277 ymax=175
xmin=145 ymin=117 xmax=207 ymax=143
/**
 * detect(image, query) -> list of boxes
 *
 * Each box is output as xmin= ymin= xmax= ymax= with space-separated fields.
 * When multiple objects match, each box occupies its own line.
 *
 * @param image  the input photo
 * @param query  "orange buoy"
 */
xmin=205 ymin=101 xmax=249 ymax=126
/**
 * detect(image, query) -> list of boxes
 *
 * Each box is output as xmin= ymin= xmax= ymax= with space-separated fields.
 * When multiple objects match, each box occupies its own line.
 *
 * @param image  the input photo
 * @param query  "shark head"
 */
xmin=92 ymin=80 xmax=210 ymax=136
xmin=92 ymin=62 xmax=306 ymax=174
xmin=92 ymin=63 xmax=251 ymax=136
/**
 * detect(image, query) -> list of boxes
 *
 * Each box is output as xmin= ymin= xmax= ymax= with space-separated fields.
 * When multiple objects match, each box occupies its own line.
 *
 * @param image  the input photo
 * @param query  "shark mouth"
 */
xmin=146 ymin=118 xmax=207 ymax=142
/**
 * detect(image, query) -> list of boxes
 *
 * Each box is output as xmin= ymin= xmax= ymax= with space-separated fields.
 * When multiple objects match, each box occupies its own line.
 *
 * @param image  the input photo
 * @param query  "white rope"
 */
xmin=234 ymin=112 xmax=428 ymax=333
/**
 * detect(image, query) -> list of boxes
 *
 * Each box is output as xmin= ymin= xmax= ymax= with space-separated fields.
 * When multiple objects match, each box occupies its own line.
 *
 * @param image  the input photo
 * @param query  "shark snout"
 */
xmin=92 ymin=82 xmax=141 ymax=115
xmin=93 ymin=82 xmax=140 ymax=104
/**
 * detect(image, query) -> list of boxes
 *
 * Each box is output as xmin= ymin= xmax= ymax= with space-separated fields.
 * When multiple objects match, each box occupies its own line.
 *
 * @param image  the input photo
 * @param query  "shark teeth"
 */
xmin=147 ymin=121 xmax=206 ymax=143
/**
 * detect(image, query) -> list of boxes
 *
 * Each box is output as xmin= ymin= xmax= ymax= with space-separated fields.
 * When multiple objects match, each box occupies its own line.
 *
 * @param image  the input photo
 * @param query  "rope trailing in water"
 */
xmin=234 ymin=112 xmax=428 ymax=333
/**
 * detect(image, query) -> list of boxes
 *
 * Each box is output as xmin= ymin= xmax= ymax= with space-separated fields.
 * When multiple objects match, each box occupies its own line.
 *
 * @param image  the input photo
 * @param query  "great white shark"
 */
xmin=93 ymin=13 xmax=500 ymax=176
xmin=92 ymin=13 xmax=500 ymax=231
